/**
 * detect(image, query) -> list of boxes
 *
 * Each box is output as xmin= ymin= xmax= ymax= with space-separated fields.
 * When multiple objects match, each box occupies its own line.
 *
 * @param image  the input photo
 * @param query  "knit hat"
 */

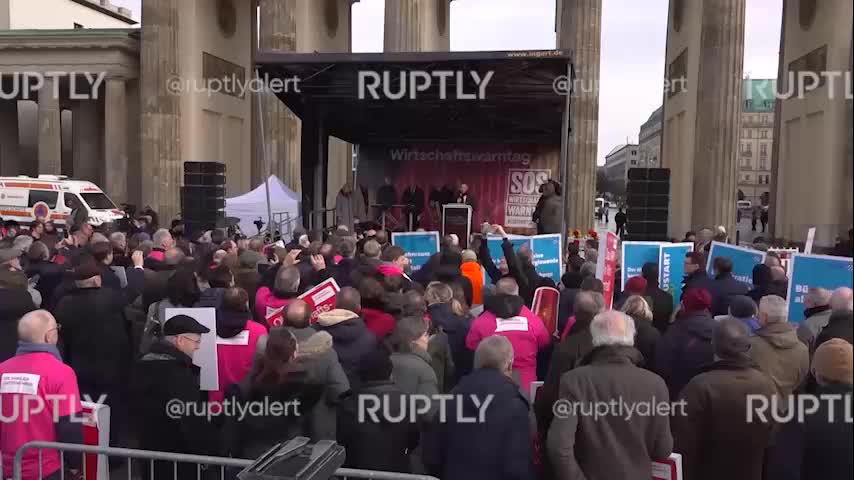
xmin=625 ymin=276 xmax=648 ymax=295
xmin=729 ymin=295 xmax=757 ymax=319
xmin=813 ymin=338 xmax=853 ymax=385
xmin=682 ymin=287 xmax=712 ymax=312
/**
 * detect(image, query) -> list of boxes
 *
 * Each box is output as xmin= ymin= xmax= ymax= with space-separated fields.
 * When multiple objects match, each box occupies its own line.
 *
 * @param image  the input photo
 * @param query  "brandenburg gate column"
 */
xmin=662 ymin=0 xmax=745 ymax=238
xmin=384 ymin=0 xmax=451 ymax=52
xmin=558 ymin=0 xmax=601 ymax=232
xmin=37 ymin=77 xmax=62 ymax=174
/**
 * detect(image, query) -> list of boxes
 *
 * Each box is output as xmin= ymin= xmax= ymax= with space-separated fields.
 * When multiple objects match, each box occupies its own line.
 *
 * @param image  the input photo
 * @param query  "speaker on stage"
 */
xmin=182 ymin=162 xmax=226 ymax=234
xmin=625 ymin=168 xmax=670 ymax=241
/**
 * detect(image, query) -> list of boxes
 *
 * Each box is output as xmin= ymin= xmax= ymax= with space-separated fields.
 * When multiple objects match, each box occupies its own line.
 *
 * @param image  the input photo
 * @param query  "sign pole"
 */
xmin=559 ymin=61 xmax=573 ymax=246
xmin=254 ymin=68 xmax=274 ymax=238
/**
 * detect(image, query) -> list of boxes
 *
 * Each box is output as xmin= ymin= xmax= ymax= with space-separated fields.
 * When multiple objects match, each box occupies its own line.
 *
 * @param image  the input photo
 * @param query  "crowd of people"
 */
xmin=0 ymin=213 xmax=852 ymax=480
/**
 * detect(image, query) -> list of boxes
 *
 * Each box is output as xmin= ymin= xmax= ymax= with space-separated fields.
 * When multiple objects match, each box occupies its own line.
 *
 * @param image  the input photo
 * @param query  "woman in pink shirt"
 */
xmin=210 ymin=288 xmax=266 ymax=404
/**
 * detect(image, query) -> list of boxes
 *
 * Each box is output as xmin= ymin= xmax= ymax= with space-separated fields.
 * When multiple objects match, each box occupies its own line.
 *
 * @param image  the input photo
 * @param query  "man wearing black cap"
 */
xmin=672 ymin=317 xmax=777 ymax=480
xmin=129 ymin=314 xmax=220 ymax=480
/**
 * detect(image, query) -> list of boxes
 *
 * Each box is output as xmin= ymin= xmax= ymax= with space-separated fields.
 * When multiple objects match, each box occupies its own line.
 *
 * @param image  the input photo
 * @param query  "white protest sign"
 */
xmin=164 ymin=308 xmax=218 ymax=391
xmin=805 ymin=227 xmax=816 ymax=254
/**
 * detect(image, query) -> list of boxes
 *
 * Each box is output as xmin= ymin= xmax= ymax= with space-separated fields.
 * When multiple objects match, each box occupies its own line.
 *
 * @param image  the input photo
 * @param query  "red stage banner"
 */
xmin=532 ymin=287 xmax=560 ymax=334
xmin=357 ymin=144 xmax=560 ymax=233
xmin=596 ymin=230 xmax=619 ymax=310
xmin=299 ymin=278 xmax=341 ymax=323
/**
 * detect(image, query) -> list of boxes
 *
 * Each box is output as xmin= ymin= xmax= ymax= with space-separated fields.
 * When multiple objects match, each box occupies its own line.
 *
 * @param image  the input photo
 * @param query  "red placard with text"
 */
xmin=532 ymin=287 xmax=560 ymax=334
xmin=81 ymin=401 xmax=110 ymax=480
xmin=298 ymin=278 xmax=341 ymax=323
xmin=596 ymin=230 xmax=619 ymax=310
xmin=652 ymin=454 xmax=683 ymax=480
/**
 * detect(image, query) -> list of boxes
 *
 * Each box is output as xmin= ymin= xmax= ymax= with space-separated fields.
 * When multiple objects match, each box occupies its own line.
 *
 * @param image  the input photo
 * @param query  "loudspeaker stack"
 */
xmin=624 ymin=168 xmax=670 ymax=241
xmin=181 ymin=162 xmax=226 ymax=235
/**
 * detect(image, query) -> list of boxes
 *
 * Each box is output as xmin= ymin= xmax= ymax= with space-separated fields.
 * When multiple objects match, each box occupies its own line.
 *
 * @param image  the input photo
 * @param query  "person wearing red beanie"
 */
xmin=656 ymin=287 xmax=716 ymax=399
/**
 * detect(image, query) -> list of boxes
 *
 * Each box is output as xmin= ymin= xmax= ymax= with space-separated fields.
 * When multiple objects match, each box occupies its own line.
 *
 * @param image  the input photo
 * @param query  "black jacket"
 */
xmin=224 ymin=371 xmax=324 ymax=458
xmin=338 ymin=380 xmax=417 ymax=473
xmin=655 ymin=310 xmax=716 ymax=400
xmin=401 ymin=186 xmax=425 ymax=213
xmin=535 ymin=315 xmax=595 ymax=435
xmin=313 ymin=311 xmax=377 ymax=387
xmin=707 ymin=273 xmax=750 ymax=316
xmin=377 ymin=184 xmax=397 ymax=208
xmin=644 ymin=285 xmax=675 ymax=333
xmin=682 ymin=270 xmax=712 ymax=297
xmin=632 ymin=315 xmax=661 ymax=370
xmin=0 ymin=288 xmax=37 ymax=362
xmin=53 ymin=267 xmax=144 ymax=391
xmin=427 ymin=303 xmax=473 ymax=386
xmin=424 ymin=368 xmax=534 ymax=480
xmin=128 ymin=340 xmax=221 ymax=480
xmin=25 ymin=260 xmax=65 ymax=309
xmin=815 ymin=311 xmax=854 ymax=348
xmin=801 ymin=384 xmax=853 ymax=480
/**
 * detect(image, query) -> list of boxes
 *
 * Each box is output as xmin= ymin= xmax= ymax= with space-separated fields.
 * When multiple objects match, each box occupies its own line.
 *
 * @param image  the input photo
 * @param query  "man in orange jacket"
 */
xmin=460 ymin=249 xmax=484 ymax=306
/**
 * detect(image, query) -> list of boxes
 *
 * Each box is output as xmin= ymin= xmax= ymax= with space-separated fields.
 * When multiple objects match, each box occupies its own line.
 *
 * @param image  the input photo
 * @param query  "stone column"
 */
xmin=37 ymin=78 xmax=62 ymax=174
xmin=558 ymin=0 xmax=601 ymax=232
xmin=691 ymin=0 xmax=745 ymax=237
xmin=0 ymin=100 xmax=20 ymax=176
xmin=259 ymin=0 xmax=302 ymax=193
xmin=384 ymin=0 xmax=451 ymax=52
xmin=72 ymin=99 xmax=100 ymax=183
xmin=140 ymin=0 xmax=181 ymax=222
xmin=104 ymin=79 xmax=128 ymax=203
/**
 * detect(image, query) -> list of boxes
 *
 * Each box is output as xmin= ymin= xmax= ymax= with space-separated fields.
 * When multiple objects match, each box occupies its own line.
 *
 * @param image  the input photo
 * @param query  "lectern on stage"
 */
xmin=442 ymin=203 xmax=472 ymax=249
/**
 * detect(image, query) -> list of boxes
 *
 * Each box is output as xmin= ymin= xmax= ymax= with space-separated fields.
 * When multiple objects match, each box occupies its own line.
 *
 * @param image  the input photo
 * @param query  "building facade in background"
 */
xmin=638 ymin=106 xmax=662 ymax=169
xmin=738 ymin=79 xmax=775 ymax=207
xmin=603 ymin=143 xmax=639 ymax=186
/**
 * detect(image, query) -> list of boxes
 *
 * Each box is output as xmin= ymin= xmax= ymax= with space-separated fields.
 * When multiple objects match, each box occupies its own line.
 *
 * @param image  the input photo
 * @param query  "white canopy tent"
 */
xmin=225 ymin=175 xmax=300 ymax=238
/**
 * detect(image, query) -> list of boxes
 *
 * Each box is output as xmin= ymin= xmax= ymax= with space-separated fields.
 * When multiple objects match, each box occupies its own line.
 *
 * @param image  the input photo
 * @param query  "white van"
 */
xmin=0 ymin=175 xmax=125 ymax=227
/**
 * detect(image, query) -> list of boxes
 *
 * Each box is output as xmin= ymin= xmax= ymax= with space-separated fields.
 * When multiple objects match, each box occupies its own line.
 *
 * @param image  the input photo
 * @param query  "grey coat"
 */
xmin=391 ymin=349 xmax=439 ymax=397
xmin=547 ymin=346 xmax=673 ymax=480
xmin=796 ymin=308 xmax=833 ymax=354
xmin=335 ymin=190 xmax=366 ymax=230
xmin=253 ymin=327 xmax=350 ymax=440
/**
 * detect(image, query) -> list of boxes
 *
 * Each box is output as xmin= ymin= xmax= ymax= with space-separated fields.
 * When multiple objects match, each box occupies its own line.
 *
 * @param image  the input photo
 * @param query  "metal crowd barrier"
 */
xmin=10 ymin=442 xmax=439 ymax=480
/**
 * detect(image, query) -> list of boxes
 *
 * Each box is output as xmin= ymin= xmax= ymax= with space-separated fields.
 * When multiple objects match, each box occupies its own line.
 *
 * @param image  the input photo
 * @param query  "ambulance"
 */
xmin=0 ymin=175 xmax=125 ymax=227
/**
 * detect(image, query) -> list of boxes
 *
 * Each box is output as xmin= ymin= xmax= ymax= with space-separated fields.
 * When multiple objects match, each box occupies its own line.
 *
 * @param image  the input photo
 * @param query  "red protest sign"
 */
xmin=299 ymin=278 xmax=341 ymax=324
xmin=532 ymin=287 xmax=560 ymax=335
xmin=596 ymin=230 xmax=619 ymax=310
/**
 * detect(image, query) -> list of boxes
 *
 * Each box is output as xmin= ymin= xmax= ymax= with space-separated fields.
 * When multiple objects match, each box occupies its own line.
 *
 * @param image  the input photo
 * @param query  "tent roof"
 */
xmin=255 ymin=50 xmax=574 ymax=144
xmin=226 ymin=175 xmax=299 ymax=205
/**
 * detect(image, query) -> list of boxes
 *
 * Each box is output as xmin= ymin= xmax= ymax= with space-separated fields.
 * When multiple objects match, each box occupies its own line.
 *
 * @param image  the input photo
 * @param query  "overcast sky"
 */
xmin=113 ymin=0 xmax=782 ymax=165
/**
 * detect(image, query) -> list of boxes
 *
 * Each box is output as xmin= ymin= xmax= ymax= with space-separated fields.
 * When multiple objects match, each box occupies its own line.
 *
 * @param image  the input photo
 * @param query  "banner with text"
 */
xmin=485 ymin=234 xmax=563 ymax=284
xmin=596 ymin=230 xmax=619 ymax=309
xmin=358 ymin=144 xmax=559 ymax=231
xmin=659 ymin=243 xmax=694 ymax=309
xmin=706 ymin=242 xmax=765 ymax=288
xmin=392 ymin=231 xmax=440 ymax=272
xmin=787 ymin=254 xmax=854 ymax=323
xmin=621 ymin=242 xmax=666 ymax=291
xmin=299 ymin=278 xmax=341 ymax=324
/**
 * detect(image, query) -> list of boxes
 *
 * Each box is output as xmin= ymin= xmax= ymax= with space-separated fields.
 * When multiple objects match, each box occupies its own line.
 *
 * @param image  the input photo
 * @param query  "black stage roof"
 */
xmin=255 ymin=50 xmax=574 ymax=144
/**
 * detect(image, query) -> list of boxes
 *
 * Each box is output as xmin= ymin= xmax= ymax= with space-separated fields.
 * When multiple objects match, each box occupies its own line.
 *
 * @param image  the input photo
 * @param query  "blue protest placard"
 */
xmin=485 ymin=234 xmax=562 ymax=284
xmin=659 ymin=243 xmax=694 ymax=310
xmin=706 ymin=241 xmax=765 ymax=287
xmin=486 ymin=235 xmax=532 ymax=270
xmin=621 ymin=241 xmax=665 ymax=291
xmin=391 ymin=231 xmax=440 ymax=272
xmin=787 ymin=253 xmax=854 ymax=323
xmin=531 ymin=234 xmax=563 ymax=284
